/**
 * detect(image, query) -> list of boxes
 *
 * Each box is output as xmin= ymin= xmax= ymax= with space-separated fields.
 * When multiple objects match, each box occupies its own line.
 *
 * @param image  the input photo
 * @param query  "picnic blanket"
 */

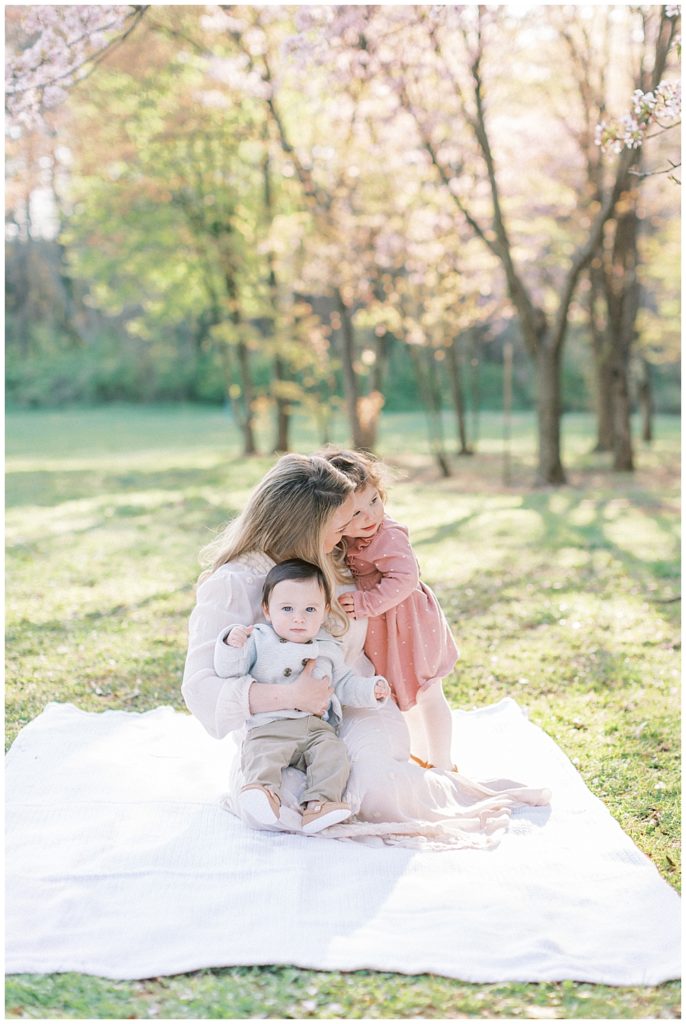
xmin=5 ymin=698 xmax=680 ymax=983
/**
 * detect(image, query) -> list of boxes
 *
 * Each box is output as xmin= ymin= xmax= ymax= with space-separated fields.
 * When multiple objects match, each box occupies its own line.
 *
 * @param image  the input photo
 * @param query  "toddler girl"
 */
xmin=322 ymin=448 xmax=459 ymax=771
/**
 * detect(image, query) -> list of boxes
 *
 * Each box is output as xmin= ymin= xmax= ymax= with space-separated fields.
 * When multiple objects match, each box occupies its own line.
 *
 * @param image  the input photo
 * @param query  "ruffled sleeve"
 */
xmin=351 ymin=521 xmax=420 ymax=619
xmin=181 ymin=565 xmax=264 ymax=739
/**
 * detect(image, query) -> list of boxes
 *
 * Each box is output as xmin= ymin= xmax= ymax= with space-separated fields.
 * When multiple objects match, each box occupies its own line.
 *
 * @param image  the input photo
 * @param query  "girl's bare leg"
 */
xmin=416 ymin=682 xmax=455 ymax=770
xmin=402 ymin=702 xmax=430 ymax=764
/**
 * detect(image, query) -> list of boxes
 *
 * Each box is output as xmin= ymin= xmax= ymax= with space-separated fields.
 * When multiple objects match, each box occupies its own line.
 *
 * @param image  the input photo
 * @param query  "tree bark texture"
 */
xmin=236 ymin=338 xmax=257 ymax=456
xmin=536 ymin=342 xmax=566 ymax=485
xmin=271 ymin=354 xmax=290 ymax=452
xmin=335 ymin=289 xmax=367 ymax=449
xmin=447 ymin=336 xmax=473 ymax=454
xmin=371 ymin=330 xmax=390 ymax=396
xmin=637 ymin=357 xmax=654 ymax=443
xmin=263 ymin=145 xmax=291 ymax=453
xmin=604 ymin=192 xmax=640 ymax=472
xmin=408 ymin=344 xmax=451 ymax=477
xmin=588 ymin=263 xmax=615 ymax=452
xmin=224 ymin=271 xmax=257 ymax=456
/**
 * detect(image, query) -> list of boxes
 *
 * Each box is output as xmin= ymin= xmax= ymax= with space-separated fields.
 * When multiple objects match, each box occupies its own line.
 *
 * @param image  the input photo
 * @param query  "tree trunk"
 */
xmin=272 ymin=355 xmax=290 ymax=452
xmin=604 ymin=190 xmax=640 ymax=472
xmin=315 ymin=365 xmax=334 ymax=446
xmin=236 ymin=339 xmax=257 ymax=456
xmin=356 ymin=394 xmax=383 ymax=451
xmin=446 ymin=335 xmax=473 ymax=455
xmin=353 ymin=327 xmax=389 ymax=452
xmin=315 ymin=402 xmax=333 ymax=446
xmin=263 ymin=144 xmax=291 ymax=453
xmin=335 ymin=288 xmax=365 ymax=448
xmin=469 ymin=333 xmax=481 ymax=449
xmin=594 ymin=352 xmax=615 ymax=453
xmin=536 ymin=341 xmax=566 ymax=485
xmin=224 ymin=272 xmax=257 ymax=456
xmin=193 ymin=306 xmax=221 ymax=353
xmin=589 ymin=262 xmax=614 ymax=452
xmin=637 ymin=357 xmax=654 ymax=443
xmin=611 ymin=355 xmax=634 ymax=470
xmin=16 ymin=189 xmax=35 ymax=357
xmin=15 ymin=236 xmax=32 ymax=357
xmin=49 ymin=151 xmax=85 ymax=347
xmin=371 ymin=329 xmax=390 ymax=394
xmin=502 ymin=339 xmax=513 ymax=485
xmin=408 ymin=344 xmax=451 ymax=477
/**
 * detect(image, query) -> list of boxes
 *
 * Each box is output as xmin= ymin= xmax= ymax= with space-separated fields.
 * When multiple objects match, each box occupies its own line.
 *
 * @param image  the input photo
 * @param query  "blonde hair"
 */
xmin=315 ymin=447 xmax=390 ymax=565
xmin=199 ymin=454 xmax=354 ymax=633
xmin=316 ymin=446 xmax=388 ymax=502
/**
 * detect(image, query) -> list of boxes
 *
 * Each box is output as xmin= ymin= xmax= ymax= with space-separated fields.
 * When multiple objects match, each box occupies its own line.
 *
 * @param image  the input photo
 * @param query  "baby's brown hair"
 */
xmin=316 ymin=447 xmax=388 ymax=502
xmin=261 ymin=558 xmax=332 ymax=609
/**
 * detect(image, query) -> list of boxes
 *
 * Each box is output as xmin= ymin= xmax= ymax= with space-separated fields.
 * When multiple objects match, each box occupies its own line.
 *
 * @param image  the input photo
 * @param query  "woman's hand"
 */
xmin=293 ymin=659 xmax=333 ymax=717
xmin=339 ymin=592 xmax=356 ymax=618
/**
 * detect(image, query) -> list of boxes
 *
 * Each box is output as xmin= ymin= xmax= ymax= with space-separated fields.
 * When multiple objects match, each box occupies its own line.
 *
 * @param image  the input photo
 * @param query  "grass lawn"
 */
xmin=5 ymin=404 xmax=681 ymax=1019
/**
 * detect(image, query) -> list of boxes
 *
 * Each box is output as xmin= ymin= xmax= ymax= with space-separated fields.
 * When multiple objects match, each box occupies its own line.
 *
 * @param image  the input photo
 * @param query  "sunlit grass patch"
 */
xmin=4 ymin=968 xmax=682 ymax=1020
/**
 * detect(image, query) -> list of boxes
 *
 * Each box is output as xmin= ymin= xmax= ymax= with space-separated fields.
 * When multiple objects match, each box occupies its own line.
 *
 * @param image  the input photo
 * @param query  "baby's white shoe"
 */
xmin=239 ymin=784 xmax=281 ymax=827
xmin=301 ymin=800 xmax=352 ymax=834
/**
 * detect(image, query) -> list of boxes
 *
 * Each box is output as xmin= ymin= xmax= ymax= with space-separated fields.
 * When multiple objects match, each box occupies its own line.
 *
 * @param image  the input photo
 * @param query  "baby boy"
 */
xmin=214 ymin=558 xmax=390 ymax=833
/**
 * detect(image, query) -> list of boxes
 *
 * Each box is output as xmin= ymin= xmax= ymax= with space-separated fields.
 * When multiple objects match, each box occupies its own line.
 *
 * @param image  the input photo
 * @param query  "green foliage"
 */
xmin=5 ymin=323 xmax=229 ymax=406
xmin=7 ymin=312 xmax=679 ymax=414
xmin=5 ymin=407 xmax=680 ymax=1019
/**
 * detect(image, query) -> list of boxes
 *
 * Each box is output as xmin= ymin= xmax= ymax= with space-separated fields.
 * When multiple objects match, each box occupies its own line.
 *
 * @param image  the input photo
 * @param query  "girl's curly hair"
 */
xmin=314 ymin=446 xmax=388 ymax=502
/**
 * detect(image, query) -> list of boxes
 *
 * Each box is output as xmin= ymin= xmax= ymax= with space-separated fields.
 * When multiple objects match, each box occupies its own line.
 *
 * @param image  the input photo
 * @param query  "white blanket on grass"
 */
xmin=5 ymin=698 xmax=680 ymax=984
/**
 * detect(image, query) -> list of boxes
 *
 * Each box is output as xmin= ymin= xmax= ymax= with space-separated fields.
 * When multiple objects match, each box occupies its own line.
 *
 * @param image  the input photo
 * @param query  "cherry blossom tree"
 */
xmin=6 ymin=4 xmax=679 ymax=472
xmin=293 ymin=4 xmax=676 ymax=483
xmin=596 ymin=5 xmax=680 ymax=182
xmin=6 ymin=5 xmax=147 ymax=129
xmin=557 ymin=5 xmax=680 ymax=469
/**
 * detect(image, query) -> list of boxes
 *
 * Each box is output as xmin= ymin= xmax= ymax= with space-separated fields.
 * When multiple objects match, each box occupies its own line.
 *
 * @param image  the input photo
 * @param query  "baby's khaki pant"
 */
xmin=242 ymin=716 xmax=350 ymax=805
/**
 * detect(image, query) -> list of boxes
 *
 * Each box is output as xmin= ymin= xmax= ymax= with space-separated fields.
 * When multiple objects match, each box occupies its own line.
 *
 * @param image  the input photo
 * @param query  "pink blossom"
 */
xmin=596 ymin=80 xmax=681 ymax=153
xmin=6 ymin=5 xmax=134 ymax=128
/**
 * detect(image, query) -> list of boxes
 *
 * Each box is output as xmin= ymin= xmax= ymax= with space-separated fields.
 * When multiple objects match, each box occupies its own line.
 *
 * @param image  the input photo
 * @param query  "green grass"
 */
xmin=5 ymin=405 xmax=681 ymax=1019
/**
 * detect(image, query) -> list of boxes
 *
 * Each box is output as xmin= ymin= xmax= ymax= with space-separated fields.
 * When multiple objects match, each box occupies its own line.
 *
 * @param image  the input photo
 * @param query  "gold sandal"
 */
xmin=410 ymin=753 xmax=435 ymax=769
xmin=410 ymin=754 xmax=460 ymax=773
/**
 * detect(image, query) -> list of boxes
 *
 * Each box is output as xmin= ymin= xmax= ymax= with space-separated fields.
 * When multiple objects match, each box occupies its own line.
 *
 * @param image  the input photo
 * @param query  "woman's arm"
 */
xmin=212 ymin=628 xmax=332 ymax=717
xmin=181 ymin=569 xmax=331 ymax=738
xmin=250 ymin=661 xmax=332 ymax=716
xmin=349 ymin=527 xmax=420 ymax=619
xmin=182 ymin=572 xmax=255 ymax=738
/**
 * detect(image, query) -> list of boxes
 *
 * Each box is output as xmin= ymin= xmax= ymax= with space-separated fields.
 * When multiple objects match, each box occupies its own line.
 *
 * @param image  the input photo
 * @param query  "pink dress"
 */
xmin=345 ymin=516 xmax=459 ymax=711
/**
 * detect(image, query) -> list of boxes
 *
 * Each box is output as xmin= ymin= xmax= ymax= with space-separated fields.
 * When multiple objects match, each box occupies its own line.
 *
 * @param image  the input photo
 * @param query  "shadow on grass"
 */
xmin=518 ymin=490 xmax=678 ymax=547
xmin=7 ymin=497 xmax=240 ymax=562
xmin=418 ymin=490 xmax=678 ymax=586
xmin=517 ymin=492 xmax=680 ymax=620
xmin=5 ymin=461 xmax=253 ymax=509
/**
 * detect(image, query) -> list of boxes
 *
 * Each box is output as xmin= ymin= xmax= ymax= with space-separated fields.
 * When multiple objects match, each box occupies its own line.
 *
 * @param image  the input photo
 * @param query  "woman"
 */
xmin=182 ymin=453 xmax=549 ymax=849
